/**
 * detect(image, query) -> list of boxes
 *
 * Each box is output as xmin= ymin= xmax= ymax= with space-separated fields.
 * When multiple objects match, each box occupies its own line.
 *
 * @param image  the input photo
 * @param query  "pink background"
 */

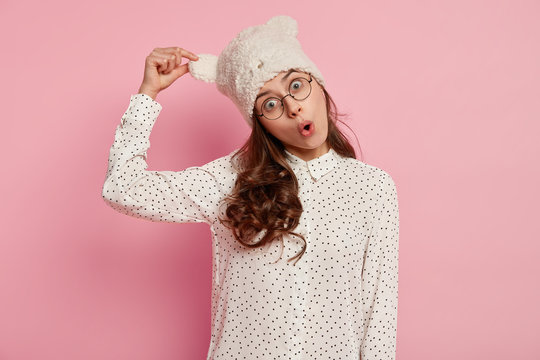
xmin=1 ymin=0 xmax=539 ymax=359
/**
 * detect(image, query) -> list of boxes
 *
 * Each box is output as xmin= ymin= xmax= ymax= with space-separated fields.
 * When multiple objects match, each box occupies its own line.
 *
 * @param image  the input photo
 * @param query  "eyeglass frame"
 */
xmin=254 ymin=73 xmax=313 ymax=120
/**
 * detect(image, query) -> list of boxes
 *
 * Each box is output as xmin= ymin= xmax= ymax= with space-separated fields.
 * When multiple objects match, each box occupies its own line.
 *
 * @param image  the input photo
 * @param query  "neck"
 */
xmin=285 ymin=142 xmax=330 ymax=162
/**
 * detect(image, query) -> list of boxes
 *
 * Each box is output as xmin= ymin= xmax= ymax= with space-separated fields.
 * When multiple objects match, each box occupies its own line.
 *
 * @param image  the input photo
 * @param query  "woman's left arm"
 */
xmin=360 ymin=173 xmax=400 ymax=360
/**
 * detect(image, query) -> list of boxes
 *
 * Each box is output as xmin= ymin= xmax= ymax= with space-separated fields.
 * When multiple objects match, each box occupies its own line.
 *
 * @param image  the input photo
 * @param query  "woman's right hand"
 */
xmin=138 ymin=47 xmax=199 ymax=100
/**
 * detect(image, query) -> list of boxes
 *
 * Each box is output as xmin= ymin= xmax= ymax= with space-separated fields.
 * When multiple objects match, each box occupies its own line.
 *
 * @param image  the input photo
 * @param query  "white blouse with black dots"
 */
xmin=102 ymin=93 xmax=400 ymax=360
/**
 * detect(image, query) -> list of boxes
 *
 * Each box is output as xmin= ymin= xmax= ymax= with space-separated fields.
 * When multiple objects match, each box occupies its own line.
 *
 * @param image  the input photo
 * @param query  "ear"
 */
xmin=188 ymin=53 xmax=218 ymax=83
xmin=265 ymin=15 xmax=298 ymax=37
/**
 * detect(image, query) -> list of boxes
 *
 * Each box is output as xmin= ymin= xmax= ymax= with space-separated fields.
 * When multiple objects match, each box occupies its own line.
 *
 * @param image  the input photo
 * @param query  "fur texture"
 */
xmin=188 ymin=15 xmax=325 ymax=128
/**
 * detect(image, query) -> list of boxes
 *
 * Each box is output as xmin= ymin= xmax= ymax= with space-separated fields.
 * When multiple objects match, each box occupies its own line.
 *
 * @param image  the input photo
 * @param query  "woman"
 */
xmin=102 ymin=15 xmax=399 ymax=360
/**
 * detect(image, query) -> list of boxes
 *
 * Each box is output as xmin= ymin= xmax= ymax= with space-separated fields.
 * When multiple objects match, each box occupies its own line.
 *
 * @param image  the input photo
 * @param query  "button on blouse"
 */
xmin=102 ymin=93 xmax=400 ymax=360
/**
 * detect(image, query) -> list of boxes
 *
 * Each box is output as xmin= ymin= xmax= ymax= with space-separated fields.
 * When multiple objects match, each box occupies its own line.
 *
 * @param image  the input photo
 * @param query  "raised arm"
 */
xmin=101 ymin=93 xmax=225 ymax=225
xmin=360 ymin=173 xmax=400 ymax=360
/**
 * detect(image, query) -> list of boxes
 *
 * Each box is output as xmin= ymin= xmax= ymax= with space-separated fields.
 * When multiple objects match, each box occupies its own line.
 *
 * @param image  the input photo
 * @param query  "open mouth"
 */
xmin=299 ymin=121 xmax=315 ymax=137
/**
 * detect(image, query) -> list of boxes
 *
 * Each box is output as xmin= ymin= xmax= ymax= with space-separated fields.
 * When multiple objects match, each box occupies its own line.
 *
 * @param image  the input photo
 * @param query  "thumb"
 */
xmin=170 ymin=63 xmax=190 ymax=80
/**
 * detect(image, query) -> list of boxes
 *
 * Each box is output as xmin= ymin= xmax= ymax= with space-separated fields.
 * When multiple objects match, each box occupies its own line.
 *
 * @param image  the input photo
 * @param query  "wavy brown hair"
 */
xmin=217 ymin=71 xmax=363 ymax=265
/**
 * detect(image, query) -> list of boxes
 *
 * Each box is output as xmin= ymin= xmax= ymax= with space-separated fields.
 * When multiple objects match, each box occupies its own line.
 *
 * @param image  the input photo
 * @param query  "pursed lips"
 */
xmin=297 ymin=119 xmax=313 ymax=134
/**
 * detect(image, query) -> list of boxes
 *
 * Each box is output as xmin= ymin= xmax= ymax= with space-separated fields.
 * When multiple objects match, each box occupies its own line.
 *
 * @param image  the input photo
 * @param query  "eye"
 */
xmin=263 ymin=99 xmax=278 ymax=110
xmin=290 ymin=79 xmax=303 ymax=91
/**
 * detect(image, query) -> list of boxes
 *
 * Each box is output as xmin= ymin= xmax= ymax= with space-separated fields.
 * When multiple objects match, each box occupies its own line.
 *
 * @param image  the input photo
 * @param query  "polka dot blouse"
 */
xmin=102 ymin=93 xmax=400 ymax=360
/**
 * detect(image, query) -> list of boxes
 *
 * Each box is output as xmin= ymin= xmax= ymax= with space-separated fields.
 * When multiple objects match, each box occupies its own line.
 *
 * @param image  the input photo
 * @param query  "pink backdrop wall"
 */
xmin=1 ymin=0 xmax=539 ymax=359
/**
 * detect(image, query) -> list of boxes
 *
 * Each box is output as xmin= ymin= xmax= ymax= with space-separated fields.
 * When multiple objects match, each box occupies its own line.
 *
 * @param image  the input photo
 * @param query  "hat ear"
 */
xmin=188 ymin=53 xmax=218 ymax=83
xmin=265 ymin=15 xmax=298 ymax=37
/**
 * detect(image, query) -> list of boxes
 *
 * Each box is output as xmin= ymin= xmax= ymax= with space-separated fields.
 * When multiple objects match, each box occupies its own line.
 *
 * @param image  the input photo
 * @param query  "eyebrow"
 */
xmin=255 ymin=69 xmax=299 ymax=101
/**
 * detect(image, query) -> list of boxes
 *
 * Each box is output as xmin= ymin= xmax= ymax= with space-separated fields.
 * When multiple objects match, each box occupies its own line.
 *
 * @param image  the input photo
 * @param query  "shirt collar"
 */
xmin=284 ymin=147 xmax=341 ymax=182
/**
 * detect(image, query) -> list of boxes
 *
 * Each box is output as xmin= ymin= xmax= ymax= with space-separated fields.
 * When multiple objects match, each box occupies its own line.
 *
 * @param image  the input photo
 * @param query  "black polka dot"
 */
xmin=102 ymin=93 xmax=400 ymax=359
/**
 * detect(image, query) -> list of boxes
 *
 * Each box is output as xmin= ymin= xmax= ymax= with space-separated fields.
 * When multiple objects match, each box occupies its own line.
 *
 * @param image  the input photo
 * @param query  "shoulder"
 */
xmin=199 ymin=148 xmax=242 ymax=176
xmin=337 ymin=155 xmax=398 ymax=197
xmin=339 ymin=156 xmax=394 ymax=180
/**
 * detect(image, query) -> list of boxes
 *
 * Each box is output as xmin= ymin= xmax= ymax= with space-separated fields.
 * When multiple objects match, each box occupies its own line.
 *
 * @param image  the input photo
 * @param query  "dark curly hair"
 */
xmin=217 ymin=71 xmax=363 ymax=265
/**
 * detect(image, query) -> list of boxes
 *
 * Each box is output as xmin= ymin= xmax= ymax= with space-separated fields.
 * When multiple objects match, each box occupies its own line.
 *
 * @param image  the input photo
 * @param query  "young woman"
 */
xmin=102 ymin=15 xmax=399 ymax=360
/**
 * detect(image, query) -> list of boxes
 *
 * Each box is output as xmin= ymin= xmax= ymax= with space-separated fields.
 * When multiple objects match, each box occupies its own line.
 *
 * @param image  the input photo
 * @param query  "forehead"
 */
xmin=257 ymin=69 xmax=306 ymax=97
xmin=265 ymin=69 xmax=304 ymax=85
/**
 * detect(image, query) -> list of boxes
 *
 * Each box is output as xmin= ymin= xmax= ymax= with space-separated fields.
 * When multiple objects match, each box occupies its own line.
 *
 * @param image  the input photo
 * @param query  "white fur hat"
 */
xmin=188 ymin=15 xmax=326 ymax=128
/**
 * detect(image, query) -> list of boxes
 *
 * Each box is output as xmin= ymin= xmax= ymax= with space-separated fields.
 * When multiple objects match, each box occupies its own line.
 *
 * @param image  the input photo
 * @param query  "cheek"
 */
xmin=314 ymin=93 xmax=328 ymax=123
xmin=312 ymin=89 xmax=326 ymax=112
xmin=261 ymin=121 xmax=290 ymax=138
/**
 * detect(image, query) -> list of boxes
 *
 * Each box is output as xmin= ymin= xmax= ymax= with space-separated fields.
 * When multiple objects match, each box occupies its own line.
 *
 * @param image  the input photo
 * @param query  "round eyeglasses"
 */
xmin=255 ymin=73 xmax=313 ymax=120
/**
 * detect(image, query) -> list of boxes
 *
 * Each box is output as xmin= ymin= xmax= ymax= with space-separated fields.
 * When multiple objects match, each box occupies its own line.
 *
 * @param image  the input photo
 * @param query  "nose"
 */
xmin=283 ymin=95 xmax=302 ymax=118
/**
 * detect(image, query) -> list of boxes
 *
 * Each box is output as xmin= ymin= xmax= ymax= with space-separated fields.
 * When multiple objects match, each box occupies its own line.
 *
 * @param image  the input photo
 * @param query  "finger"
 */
xmin=156 ymin=47 xmax=199 ymax=62
xmin=152 ymin=49 xmax=176 ymax=69
xmin=153 ymin=54 xmax=174 ymax=74
xmin=172 ymin=52 xmax=181 ymax=66
xmin=164 ymin=54 xmax=176 ymax=73
xmin=172 ymin=47 xmax=198 ymax=61
xmin=153 ymin=56 xmax=169 ymax=74
xmin=171 ymin=63 xmax=190 ymax=78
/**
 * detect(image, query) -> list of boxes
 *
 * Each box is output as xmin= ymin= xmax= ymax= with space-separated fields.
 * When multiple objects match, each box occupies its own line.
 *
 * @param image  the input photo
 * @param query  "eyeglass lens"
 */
xmin=260 ymin=77 xmax=312 ymax=120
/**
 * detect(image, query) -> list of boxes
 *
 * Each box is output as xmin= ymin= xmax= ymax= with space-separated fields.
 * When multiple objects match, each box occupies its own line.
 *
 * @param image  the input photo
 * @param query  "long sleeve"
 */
xmin=101 ymin=94 xmax=224 ymax=226
xmin=360 ymin=173 xmax=400 ymax=360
